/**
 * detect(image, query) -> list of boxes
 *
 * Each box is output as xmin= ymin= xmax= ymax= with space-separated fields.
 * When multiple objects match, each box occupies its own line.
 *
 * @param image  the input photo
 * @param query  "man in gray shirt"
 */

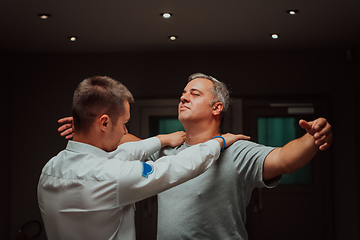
xmin=58 ymin=73 xmax=332 ymax=239
xmin=147 ymin=73 xmax=331 ymax=239
xmin=149 ymin=140 xmax=276 ymax=239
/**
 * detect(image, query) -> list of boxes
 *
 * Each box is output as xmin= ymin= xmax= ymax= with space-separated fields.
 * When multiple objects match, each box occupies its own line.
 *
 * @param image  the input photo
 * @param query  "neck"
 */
xmin=73 ymin=132 xmax=101 ymax=149
xmin=183 ymin=122 xmax=221 ymax=145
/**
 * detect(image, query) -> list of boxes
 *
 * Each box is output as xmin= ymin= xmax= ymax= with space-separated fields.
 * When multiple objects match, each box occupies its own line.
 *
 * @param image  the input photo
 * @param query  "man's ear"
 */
xmin=99 ymin=114 xmax=110 ymax=132
xmin=212 ymin=102 xmax=223 ymax=116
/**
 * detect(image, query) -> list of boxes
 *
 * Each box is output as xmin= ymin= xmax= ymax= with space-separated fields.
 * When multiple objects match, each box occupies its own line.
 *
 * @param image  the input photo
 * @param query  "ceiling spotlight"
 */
xmin=162 ymin=13 xmax=172 ymax=18
xmin=69 ymin=36 xmax=77 ymax=42
xmin=287 ymin=10 xmax=299 ymax=15
xmin=38 ymin=14 xmax=51 ymax=20
xmin=169 ymin=35 xmax=177 ymax=41
xmin=271 ymin=34 xmax=279 ymax=39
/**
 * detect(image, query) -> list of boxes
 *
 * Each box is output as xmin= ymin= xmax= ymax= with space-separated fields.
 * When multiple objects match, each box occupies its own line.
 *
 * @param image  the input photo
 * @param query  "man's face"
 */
xmin=106 ymin=101 xmax=130 ymax=152
xmin=178 ymin=78 xmax=214 ymax=124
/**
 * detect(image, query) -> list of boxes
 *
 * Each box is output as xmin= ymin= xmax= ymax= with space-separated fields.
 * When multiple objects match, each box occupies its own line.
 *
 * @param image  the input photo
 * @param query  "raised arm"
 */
xmin=57 ymin=117 xmax=148 ymax=145
xmin=263 ymin=117 xmax=332 ymax=181
xmin=58 ymin=117 xmax=251 ymax=147
xmin=119 ymin=133 xmax=141 ymax=144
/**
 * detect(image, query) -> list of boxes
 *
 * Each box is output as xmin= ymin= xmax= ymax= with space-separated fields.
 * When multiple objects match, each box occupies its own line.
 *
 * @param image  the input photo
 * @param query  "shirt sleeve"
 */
xmin=108 ymin=137 xmax=161 ymax=161
xmin=230 ymin=140 xmax=279 ymax=189
xmin=114 ymin=139 xmax=221 ymax=206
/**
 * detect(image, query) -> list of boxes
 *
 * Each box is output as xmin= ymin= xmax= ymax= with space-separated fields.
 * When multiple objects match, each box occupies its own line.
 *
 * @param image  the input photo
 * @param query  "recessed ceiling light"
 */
xmin=169 ymin=35 xmax=177 ymax=41
xmin=38 ymin=14 xmax=51 ymax=20
xmin=287 ymin=10 xmax=299 ymax=15
xmin=162 ymin=13 xmax=172 ymax=18
xmin=69 ymin=36 xmax=77 ymax=42
xmin=271 ymin=33 xmax=279 ymax=39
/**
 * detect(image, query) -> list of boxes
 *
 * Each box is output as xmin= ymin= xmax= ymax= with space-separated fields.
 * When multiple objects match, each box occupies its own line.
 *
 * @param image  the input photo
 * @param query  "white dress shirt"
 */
xmin=38 ymin=137 xmax=220 ymax=240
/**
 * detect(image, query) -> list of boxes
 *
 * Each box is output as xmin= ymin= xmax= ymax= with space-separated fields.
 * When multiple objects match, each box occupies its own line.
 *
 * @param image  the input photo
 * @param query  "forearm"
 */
xmin=112 ymin=137 xmax=161 ymax=161
xmin=157 ymin=134 xmax=225 ymax=149
xmin=264 ymin=117 xmax=332 ymax=181
xmin=119 ymin=134 xmax=141 ymax=145
xmin=277 ymin=133 xmax=319 ymax=173
xmin=264 ymin=133 xmax=319 ymax=180
xmin=156 ymin=135 xmax=172 ymax=148
xmin=118 ymin=139 xmax=221 ymax=206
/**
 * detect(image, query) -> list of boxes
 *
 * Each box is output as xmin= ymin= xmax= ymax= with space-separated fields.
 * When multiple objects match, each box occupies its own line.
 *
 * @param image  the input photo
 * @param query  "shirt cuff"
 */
xmin=205 ymin=139 xmax=221 ymax=159
xmin=140 ymin=137 xmax=162 ymax=154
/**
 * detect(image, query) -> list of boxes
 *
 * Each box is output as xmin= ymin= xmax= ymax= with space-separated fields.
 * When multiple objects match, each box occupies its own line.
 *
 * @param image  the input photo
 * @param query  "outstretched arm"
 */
xmin=263 ymin=117 xmax=332 ymax=181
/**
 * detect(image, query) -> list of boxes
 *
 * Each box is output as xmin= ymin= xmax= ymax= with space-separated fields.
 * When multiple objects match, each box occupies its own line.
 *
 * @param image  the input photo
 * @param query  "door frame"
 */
xmin=242 ymin=96 xmax=333 ymax=240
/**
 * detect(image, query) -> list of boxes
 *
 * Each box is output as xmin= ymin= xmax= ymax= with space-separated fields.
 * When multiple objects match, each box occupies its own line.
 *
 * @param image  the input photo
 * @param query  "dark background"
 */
xmin=0 ymin=48 xmax=359 ymax=239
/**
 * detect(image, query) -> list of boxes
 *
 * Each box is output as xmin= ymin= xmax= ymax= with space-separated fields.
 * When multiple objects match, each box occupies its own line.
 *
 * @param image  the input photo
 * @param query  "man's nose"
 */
xmin=180 ymin=93 xmax=189 ymax=102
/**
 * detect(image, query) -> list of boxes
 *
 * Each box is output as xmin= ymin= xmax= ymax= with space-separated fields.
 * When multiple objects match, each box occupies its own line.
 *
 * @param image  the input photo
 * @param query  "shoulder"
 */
xmin=153 ymin=144 xmax=185 ymax=159
xmin=43 ymin=150 xmax=134 ymax=181
xmin=225 ymin=140 xmax=263 ymax=151
xmin=223 ymin=140 xmax=275 ymax=162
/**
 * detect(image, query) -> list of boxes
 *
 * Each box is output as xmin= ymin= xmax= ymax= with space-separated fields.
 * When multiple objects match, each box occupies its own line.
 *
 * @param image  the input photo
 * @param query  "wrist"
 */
xmin=211 ymin=136 xmax=226 ymax=152
xmin=156 ymin=135 xmax=170 ymax=148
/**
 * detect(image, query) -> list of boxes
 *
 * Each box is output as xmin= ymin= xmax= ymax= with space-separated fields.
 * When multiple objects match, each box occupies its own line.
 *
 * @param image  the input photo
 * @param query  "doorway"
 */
xmin=243 ymin=98 xmax=333 ymax=240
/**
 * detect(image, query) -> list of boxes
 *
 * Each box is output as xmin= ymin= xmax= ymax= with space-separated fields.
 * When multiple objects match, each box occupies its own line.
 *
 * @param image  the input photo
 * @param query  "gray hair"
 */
xmin=188 ymin=73 xmax=230 ymax=122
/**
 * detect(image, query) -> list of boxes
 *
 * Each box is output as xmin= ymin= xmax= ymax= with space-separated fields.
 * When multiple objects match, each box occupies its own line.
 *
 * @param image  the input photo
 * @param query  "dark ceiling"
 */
xmin=1 ymin=0 xmax=359 ymax=53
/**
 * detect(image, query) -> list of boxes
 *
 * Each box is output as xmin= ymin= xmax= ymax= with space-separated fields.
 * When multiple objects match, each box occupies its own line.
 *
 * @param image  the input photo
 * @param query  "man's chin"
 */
xmin=178 ymin=114 xmax=185 ymax=122
xmin=178 ymin=115 xmax=191 ymax=124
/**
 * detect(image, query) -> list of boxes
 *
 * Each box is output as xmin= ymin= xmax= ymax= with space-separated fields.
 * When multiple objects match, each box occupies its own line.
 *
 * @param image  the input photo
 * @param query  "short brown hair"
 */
xmin=72 ymin=76 xmax=134 ymax=134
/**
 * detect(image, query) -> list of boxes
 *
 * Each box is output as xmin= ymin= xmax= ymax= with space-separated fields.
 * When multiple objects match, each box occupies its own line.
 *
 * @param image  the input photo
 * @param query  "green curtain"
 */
xmin=158 ymin=118 xmax=184 ymax=134
xmin=258 ymin=117 xmax=312 ymax=185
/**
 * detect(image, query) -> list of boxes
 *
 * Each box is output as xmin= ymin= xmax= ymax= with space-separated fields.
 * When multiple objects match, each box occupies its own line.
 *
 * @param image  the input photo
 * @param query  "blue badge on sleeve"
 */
xmin=141 ymin=162 xmax=154 ymax=178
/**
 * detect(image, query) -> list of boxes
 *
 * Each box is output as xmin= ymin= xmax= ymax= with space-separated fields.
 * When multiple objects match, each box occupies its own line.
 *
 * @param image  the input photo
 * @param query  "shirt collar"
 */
xmin=66 ymin=140 xmax=109 ymax=158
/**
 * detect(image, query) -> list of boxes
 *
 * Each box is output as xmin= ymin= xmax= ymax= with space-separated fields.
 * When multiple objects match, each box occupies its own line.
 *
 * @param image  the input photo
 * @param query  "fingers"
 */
xmin=158 ymin=131 xmax=186 ymax=147
xmin=57 ymin=117 xmax=75 ymax=140
xmin=319 ymin=142 xmax=331 ymax=151
xmin=221 ymin=133 xmax=251 ymax=148
xmin=60 ymin=127 xmax=74 ymax=137
xmin=170 ymin=131 xmax=186 ymax=139
xmin=314 ymin=122 xmax=332 ymax=140
xmin=58 ymin=123 xmax=72 ymax=132
xmin=58 ymin=117 xmax=73 ymax=124
xmin=238 ymin=134 xmax=251 ymax=140
xmin=301 ymin=118 xmax=332 ymax=151
xmin=299 ymin=119 xmax=312 ymax=131
xmin=311 ymin=119 xmax=332 ymax=150
xmin=300 ymin=118 xmax=330 ymax=136
xmin=65 ymin=133 xmax=74 ymax=140
xmin=315 ymin=131 xmax=333 ymax=151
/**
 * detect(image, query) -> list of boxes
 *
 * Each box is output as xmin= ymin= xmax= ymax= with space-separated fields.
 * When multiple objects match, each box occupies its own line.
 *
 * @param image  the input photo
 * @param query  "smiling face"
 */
xmin=178 ymin=78 xmax=215 ymax=125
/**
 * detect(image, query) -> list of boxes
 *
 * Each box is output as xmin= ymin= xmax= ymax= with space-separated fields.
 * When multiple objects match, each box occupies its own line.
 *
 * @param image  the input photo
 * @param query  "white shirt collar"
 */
xmin=66 ymin=140 xmax=109 ymax=158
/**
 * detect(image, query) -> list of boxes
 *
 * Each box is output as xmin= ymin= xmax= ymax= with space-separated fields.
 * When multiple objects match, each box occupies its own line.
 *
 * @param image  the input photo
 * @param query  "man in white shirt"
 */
xmin=38 ymin=76 xmax=245 ymax=240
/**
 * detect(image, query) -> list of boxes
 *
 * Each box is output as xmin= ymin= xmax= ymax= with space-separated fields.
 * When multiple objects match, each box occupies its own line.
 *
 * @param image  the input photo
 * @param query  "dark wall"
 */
xmin=3 ymin=49 xmax=359 ymax=239
xmin=0 ymin=51 xmax=12 ymax=240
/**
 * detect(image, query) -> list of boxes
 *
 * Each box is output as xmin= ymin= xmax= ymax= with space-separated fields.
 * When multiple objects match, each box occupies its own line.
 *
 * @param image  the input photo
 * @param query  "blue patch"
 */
xmin=141 ymin=162 xmax=154 ymax=178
